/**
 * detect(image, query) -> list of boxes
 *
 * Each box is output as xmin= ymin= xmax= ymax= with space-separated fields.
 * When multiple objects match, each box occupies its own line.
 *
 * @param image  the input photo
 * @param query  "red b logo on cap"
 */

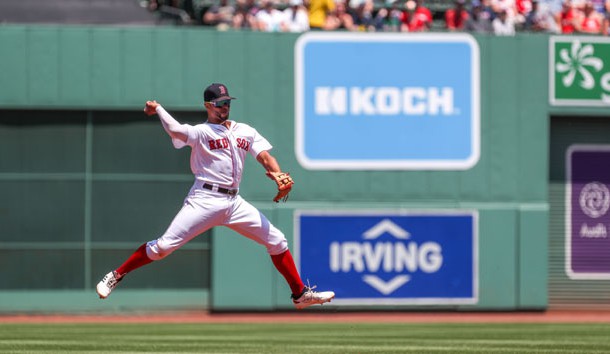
xmin=219 ymin=85 xmax=226 ymax=95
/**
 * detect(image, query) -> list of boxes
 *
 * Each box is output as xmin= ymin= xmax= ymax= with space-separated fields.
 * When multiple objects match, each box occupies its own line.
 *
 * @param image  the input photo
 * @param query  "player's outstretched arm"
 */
xmin=144 ymin=100 xmax=188 ymax=145
xmin=256 ymin=150 xmax=281 ymax=173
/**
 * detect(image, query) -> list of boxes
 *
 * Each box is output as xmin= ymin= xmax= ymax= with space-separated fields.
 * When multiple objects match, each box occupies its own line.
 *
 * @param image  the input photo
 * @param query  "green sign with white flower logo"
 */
xmin=550 ymin=37 xmax=610 ymax=106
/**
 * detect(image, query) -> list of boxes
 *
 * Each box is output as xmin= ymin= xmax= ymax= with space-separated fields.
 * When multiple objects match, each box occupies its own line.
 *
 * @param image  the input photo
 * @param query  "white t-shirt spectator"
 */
xmin=282 ymin=1 xmax=310 ymax=32
xmin=256 ymin=4 xmax=285 ymax=31
xmin=492 ymin=0 xmax=519 ymax=20
xmin=492 ymin=12 xmax=516 ymax=34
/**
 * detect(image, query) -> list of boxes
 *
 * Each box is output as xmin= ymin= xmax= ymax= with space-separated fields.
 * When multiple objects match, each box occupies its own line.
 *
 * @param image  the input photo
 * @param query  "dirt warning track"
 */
xmin=2 ymin=310 xmax=610 ymax=324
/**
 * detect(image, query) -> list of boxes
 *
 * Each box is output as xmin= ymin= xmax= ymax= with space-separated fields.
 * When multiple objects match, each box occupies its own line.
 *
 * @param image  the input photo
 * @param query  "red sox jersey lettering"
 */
xmin=183 ymin=121 xmax=272 ymax=188
xmin=236 ymin=138 xmax=250 ymax=151
xmin=208 ymin=138 xmax=229 ymax=150
xmin=208 ymin=137 xmax=251 ymax=152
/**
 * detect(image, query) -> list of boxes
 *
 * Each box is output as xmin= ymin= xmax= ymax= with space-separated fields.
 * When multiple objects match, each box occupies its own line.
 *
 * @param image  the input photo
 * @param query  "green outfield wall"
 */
xmin=0 ymin=25 xmax=606 ymax=312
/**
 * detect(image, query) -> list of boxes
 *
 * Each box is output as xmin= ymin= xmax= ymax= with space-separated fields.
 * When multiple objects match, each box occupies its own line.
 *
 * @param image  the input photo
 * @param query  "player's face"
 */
xmin=206 ymin=100 xmax=231 ymax=123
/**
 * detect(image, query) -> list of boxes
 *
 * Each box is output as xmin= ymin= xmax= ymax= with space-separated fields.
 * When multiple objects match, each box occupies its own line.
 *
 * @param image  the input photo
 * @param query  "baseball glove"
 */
xmin=266 ymin=171 xmax=294 ymax=203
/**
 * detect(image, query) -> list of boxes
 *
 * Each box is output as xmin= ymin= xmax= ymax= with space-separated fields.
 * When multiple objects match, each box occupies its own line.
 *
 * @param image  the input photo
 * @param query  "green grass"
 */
xmin=0 ymin=322 xmax=609 ymax=353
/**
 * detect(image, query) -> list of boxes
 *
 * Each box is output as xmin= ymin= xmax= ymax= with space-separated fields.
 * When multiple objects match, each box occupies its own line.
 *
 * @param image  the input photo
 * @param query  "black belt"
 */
xmin=202 ymin=183 xmax=238 ymax=196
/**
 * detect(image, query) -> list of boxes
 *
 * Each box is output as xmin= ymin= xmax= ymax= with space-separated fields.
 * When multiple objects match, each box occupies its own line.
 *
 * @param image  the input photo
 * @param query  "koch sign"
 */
xmin=294 ymin=211 xmax=478 ymax=305
xmin=294 ymin=33 xmax=480 ymax=170
xmin=566 ymin=145 xmax=610 ymax=279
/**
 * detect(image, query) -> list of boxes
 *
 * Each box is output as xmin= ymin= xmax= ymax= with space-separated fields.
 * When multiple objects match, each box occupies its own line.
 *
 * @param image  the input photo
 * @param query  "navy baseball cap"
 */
xmin=204 ymin=83 xmax=236 ymax=102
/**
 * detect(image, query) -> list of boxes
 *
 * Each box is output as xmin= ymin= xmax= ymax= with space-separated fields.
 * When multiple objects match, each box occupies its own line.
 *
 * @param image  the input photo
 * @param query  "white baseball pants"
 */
xmin=146 ymin=185 xmax=289 ymax=260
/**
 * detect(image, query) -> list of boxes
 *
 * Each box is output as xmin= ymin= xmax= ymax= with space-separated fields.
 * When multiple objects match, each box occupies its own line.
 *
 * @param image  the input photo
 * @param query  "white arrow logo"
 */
xmin=362 ymin=275 xmax=411 ymax=295
xmin=362 ymin=219 xmax=410 ymax=240
xmin=361 ymin=219 xmax=412 ymax=295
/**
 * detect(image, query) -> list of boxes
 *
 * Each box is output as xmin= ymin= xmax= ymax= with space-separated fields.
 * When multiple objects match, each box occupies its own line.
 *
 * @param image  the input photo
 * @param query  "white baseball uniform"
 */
xmin=145 ymin=106 xmax=289 ymax=261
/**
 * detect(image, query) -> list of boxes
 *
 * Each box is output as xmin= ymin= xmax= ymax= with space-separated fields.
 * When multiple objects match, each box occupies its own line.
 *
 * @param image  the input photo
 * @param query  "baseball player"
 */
xmin=96 ymin=83 xmax=335 ymax=310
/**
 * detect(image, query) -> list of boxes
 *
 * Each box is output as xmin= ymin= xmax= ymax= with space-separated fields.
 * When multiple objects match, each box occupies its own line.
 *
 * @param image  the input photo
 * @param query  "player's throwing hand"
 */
xmin=144 ymin=100 xmax=159 ymax=116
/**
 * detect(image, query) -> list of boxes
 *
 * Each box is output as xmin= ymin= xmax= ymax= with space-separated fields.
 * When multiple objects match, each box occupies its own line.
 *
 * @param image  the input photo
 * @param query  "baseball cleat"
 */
xmin=292 ymin=285 xmax=335 ymax=310
xmin=96 ymin=271 xmax=123 ymax=299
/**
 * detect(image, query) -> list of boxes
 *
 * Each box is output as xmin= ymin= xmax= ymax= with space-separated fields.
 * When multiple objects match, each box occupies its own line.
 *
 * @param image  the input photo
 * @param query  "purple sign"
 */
xmin=567 ymin=145 xmax=610 ymax=279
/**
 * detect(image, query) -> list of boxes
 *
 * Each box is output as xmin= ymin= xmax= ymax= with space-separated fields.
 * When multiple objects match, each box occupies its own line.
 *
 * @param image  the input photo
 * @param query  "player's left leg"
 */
xmin=224 ymin=197 xmax=303 ymax=295
xmin=268 ymin=250 xmax=335 ymax=309
xmin=269 ymin=248 xmax=305 ymax=296
xmin=225 ymin=196 xmax=334 ymax=308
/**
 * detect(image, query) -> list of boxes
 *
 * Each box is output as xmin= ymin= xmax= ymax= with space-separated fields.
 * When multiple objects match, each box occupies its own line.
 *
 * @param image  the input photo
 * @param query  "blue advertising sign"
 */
xmin=566 ymin=145 xmax=610 ymax=279
xmin=294 ymin=211 xmax=478 ymax=305
xmin=295 ymin=33 xmax=480 ymax=170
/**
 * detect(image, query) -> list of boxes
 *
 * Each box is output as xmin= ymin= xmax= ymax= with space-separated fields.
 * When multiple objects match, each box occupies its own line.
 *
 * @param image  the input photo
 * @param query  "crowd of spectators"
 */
xmin=144 ymin=0 xmax=610 ymax=35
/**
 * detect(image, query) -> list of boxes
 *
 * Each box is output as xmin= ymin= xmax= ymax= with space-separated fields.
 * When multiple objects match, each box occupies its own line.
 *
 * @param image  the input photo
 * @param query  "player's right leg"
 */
xmin=96 ymin=195 xmax=222 ymax=299
xmin=96 ymin=244 xmax=152 ymax=298
xmin=96 ymin=270 xmax=124 ymax=299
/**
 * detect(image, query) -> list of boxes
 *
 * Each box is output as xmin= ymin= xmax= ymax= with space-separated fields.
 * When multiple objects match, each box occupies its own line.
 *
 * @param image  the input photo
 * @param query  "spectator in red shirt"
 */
xmin=516 ymin=0 xmax=534 ymax=23
xmin=400 ymin=0 xmax=433 ymax=31
xmin=445 ymin=0 xmax=470 ymax=30
xmin=555 ymin=0 xmax=577 ymax=33
xmin=575 ymin=0 xmax=603 ymax=33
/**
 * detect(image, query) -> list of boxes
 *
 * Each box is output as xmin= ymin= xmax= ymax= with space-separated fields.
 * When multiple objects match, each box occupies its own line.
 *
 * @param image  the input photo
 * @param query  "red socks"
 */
xmin=113 ymin=245 xmax=304 ymax=297
xmin=271 ymin=250 xmax=305 ymax=296
xmin=115 ymin=243 xmax=154 ymax=278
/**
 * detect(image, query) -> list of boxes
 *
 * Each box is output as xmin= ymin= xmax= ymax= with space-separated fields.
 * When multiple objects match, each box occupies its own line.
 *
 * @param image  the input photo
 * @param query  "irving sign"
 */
xmin=294 ymin=210 xmax=478 ymax=306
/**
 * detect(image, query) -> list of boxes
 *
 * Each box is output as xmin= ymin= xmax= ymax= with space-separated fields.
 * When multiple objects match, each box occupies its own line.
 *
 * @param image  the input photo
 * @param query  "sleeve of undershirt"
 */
xmin=155 ymin=105 xmax=197 ymax=149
